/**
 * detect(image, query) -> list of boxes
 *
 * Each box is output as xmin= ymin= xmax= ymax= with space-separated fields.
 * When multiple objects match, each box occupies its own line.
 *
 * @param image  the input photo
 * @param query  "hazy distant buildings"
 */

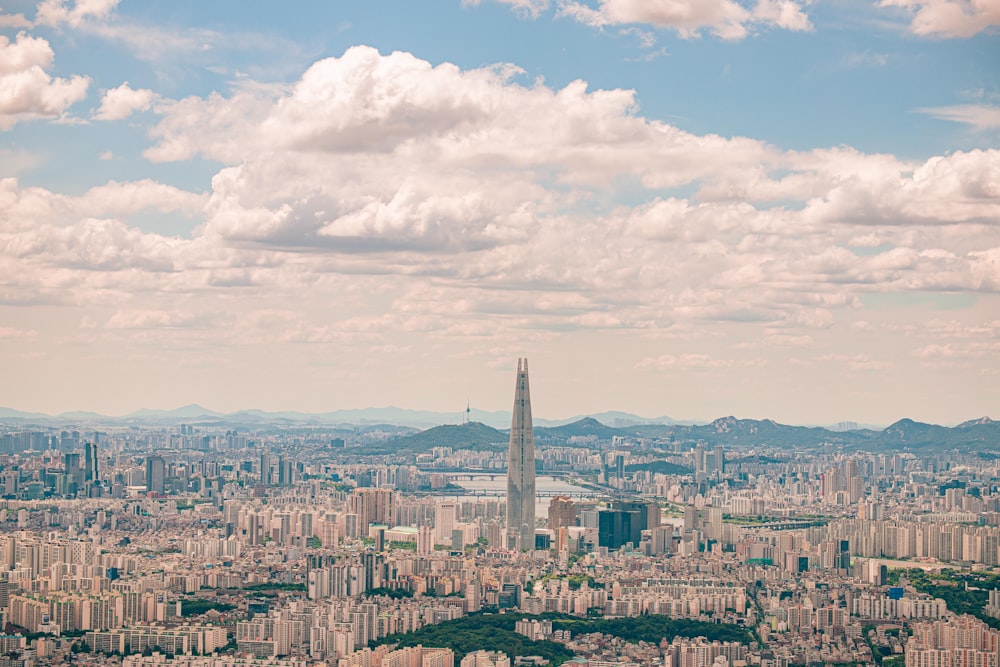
xmin=506 ymin=358 xmax=536 ymax=551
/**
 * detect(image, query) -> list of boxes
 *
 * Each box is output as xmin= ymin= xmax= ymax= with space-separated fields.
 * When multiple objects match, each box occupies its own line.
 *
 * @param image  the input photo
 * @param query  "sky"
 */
xmin=0 ymin=0 xmax=998 ymax=425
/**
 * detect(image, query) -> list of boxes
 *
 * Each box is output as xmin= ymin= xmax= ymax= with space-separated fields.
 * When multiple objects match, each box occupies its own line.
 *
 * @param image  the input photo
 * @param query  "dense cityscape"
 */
xmin=2 ymin=0 xmax=997 ymax=666
xmin=0 ymin=361 xmax=996 ymax=667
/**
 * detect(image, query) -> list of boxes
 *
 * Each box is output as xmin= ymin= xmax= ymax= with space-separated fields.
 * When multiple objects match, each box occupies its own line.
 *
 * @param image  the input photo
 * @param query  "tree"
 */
xmin=71 ymin=640 xmax=92 ymax=653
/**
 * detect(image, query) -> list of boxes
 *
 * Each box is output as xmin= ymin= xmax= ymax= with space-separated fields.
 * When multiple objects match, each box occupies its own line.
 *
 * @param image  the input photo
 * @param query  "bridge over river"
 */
xmin=415 ymin=468 xmax=575 ymax=481
xmin=413 ymin=469 xmax=620 ymax=500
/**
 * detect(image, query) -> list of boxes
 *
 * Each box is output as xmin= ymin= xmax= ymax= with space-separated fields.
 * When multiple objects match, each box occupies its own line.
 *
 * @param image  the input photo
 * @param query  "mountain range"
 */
xmin=380 ymin=415 xmax=998 ymax=454
xmin=0 ymin=404 xmax=686 ymax=429
xmin=0 ymin=405 xmax=995 ymax=451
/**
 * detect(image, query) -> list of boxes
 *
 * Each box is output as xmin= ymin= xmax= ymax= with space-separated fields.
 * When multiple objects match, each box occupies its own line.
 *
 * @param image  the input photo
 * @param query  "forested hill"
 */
xmin=374 ymin=612 xmax=754 ymax=664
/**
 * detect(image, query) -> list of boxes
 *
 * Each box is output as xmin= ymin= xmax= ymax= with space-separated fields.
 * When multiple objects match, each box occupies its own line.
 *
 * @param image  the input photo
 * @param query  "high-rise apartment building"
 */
xmin=351 ymin=488 xmax=396 ymax=535
xmin=547 ymin=496 xmax=576 ymax=531
xmin=506 ymin=358 xmax=535 ymax=551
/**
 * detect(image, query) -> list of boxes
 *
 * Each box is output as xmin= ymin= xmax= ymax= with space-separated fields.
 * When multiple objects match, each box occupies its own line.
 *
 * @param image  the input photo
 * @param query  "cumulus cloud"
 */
xmin=879 ymin=0 xmax=1000 ymax=38
xmin=126 ymin=47 xmax=1000 ymax=326
xmin=0 ymin=177 xmax=207 ymax=233
xmin=2 ymin=46 xmax=999 ymax=367
xmin=557 ymin=0 xmax=812 ymax=40
xmin=0 ymin=32 xmax=89 ymax=129
xmin=93 ymin=81 xmax=156 ymax=120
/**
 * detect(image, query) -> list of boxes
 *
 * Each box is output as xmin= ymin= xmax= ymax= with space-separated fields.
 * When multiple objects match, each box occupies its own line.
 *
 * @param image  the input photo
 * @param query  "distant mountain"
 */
xmin=0 ymin=407 xmax=49 ymax=420
xmin=0 ymin=405 xmax=676 ymax=429
xmin=124 ymin=404 xmax=224 ymax=420
xmin=957 ymin=417 xmax=995 ymax=428
xmin=372 ymin=422 xmax=508 ymax=455
xmin=55 ymin=411 xmax=109 ymax=422
xmin=536 ymin=417 xmax=628 ymax=442
xmin=0 ymin=404 xmax=995 ymax=452
xmin=537 ymin=411 xmax=683 ymax=427
xmin=880 ymin=418 xmax=998 ymax=449
xmin=621 ymin=416 xmax=999 ymax=452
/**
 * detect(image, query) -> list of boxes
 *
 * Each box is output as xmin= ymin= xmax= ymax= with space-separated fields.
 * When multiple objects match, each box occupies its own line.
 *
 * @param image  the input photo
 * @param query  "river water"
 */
xmin=447 ymin=474 xmax=592 ymax=518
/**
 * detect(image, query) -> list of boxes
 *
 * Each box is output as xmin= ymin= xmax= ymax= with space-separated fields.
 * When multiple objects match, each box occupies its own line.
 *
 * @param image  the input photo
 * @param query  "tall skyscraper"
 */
xmin=84 ymin=441 xmax=98 ymax=483
xmin=146 ymin=455 xmax=165 ymax=495
xmin=506 ymin=358 xmax=535 ymax=551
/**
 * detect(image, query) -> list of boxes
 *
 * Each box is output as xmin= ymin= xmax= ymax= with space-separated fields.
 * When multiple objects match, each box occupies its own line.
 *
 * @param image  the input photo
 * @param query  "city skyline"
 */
xmin=0 ymin=1 xmax=998 ymax=424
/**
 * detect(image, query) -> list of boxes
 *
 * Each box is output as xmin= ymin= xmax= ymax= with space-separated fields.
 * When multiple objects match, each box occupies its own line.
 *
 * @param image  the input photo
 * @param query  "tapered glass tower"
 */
xmin=506 ymin=357 xmax=536 ymax=551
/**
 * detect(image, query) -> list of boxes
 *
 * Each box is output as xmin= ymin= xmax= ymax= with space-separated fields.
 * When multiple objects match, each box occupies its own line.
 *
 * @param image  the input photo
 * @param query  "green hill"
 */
xmin=374 ymin=612 xmax=753 ymax=663
xmin=535 ymin=417 xmax=626 ymax=442
xmin=372 ymin=422 xmax=507 ymax=454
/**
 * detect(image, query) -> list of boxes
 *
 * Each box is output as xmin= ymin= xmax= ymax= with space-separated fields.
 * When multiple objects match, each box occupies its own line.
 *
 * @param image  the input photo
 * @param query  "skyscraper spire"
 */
xmin=506 ymin=357 xmax=536 ymax=551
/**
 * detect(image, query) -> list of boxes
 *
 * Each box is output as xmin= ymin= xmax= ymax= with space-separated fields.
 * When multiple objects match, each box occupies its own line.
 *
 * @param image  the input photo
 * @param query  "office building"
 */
xmin=146 ymin=455 xmax=165 ymax=495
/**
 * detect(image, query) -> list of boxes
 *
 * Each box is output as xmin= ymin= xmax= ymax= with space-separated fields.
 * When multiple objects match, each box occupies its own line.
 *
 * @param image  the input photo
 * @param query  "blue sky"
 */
xmin=1 ymin=0 xmax=998 ymax=423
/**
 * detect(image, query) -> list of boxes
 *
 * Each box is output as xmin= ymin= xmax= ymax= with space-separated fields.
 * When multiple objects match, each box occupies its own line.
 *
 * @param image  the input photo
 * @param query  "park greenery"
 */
xmin=179 ymin=599 xmax=235 ymax=617
xmin=862 ymin=624 xmax=910 ymax=666
xmin=388 ymin=540 xmax=417 ymax=551
xmin=365 ymin=587 xmax=413 ymax=599
xmin=377 ymin=613 xmax=573 ymax=664
xmin=887 ymin=568 xmax=1000 ymax=630
xmin=375 ymin=612 xmax=753 ymax=664
xmin=530 ymin=574 xmax=605 ymax=591
xmin=242 ymin=582 xmax=307 ymax=592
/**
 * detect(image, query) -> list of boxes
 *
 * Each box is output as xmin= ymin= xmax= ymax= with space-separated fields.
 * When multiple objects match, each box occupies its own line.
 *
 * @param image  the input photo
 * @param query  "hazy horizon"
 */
xmin=2 ymin=399 xmax=992 ymax=430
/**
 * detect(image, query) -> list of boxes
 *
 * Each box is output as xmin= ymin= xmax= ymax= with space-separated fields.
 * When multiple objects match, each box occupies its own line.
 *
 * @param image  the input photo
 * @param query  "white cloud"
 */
xmin=0 ymin=177 xmax=206 ymax=233
xmin=879 ymin=0 xmax=1000 ymax=37
xmin=129 ymin=47 xmax=1000 ymax=325
xmin=34 ymin=0 xmax=120 ymax=28
xmin=919 ymin=104 xmax=1000 ymax=130
xmin=105 ymin=309 xmax=206 ymax=329
xmin=817 ymin=354 xmax=892 ymax=370
xmin=557 ymin=0 xmax=812 ymax=40
xmin=0 ymin=32 xmax=89 ymax=129
xmin=0 ymin=326 xmax=38 ymax=339
xmin=1 ymin=46 xmax=999 ymax=379
xmin=0 ymin=10 xmax=30 ymax=28
xmin=636 ymin=353 xmax=733 ymax=369
xmin=750 ymin=0 xmax=813 ymax=31
xmin=93 ymin=82 xmax=156 ymax=120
